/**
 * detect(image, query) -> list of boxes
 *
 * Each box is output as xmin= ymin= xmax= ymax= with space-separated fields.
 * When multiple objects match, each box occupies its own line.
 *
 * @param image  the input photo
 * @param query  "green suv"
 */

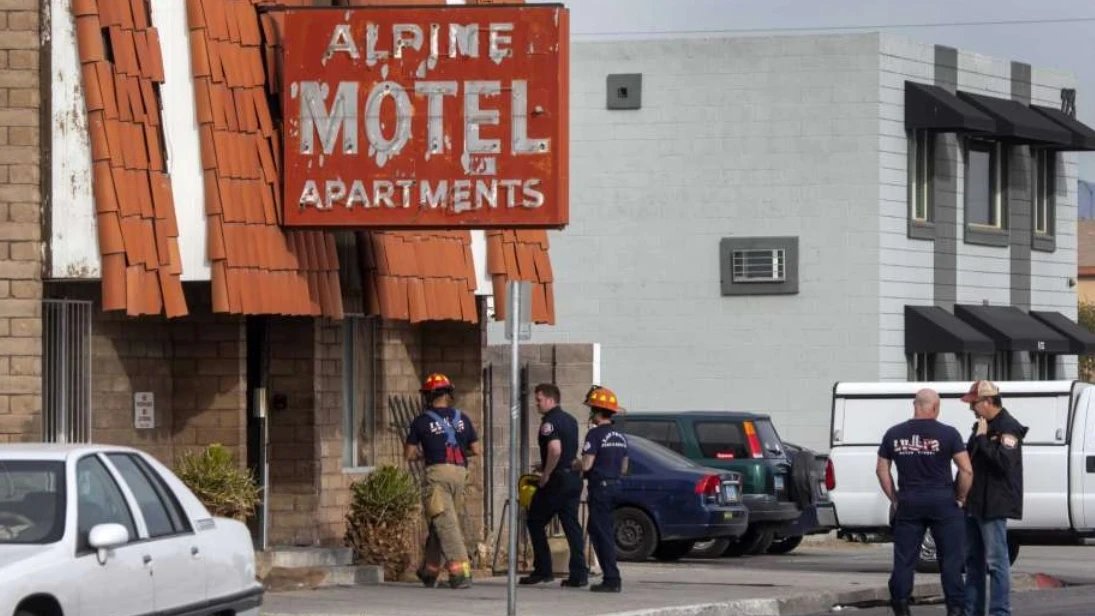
xmin=615 ymin=411 xmax=824 ymax=557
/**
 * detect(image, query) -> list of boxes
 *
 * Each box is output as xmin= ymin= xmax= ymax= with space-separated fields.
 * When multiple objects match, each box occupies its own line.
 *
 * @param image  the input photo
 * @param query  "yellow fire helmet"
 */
xmin=518 ymin=474 xmax=539 ymax=509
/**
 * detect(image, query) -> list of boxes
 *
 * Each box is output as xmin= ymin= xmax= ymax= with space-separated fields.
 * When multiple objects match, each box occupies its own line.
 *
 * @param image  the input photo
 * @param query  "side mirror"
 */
xmin=88 ymin=523 xmax=129 ymax=564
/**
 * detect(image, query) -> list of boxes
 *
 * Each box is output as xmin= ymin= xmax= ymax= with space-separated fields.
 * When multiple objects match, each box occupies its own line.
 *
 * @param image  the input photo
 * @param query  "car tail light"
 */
xmin=825 ymin=458 xmax=836 ymax=491
xmin=743 ymin=421 xmax=764 ymax=459
xmin=694 ymin=474 xmax=721 ymax=496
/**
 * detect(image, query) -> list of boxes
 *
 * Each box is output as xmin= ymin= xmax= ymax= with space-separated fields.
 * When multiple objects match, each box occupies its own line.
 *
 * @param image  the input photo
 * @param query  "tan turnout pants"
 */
xmin=422 ymin=463 xmax=470 ymax=571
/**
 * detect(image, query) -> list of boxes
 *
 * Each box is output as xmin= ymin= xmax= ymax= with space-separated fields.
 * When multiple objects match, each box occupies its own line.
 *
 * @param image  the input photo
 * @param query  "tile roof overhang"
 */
xmin=71 ymin=0 xmax=556 ymax=325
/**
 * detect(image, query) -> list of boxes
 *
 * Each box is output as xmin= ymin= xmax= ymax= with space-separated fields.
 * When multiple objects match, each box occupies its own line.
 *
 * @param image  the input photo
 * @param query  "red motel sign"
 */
xmin=280 ymin=5 xmax=570 ymax=229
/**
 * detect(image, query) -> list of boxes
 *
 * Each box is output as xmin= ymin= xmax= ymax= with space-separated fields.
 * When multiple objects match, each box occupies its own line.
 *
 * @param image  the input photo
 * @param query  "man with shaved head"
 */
xmin=877 ymin=388 xmax=973 ymax=616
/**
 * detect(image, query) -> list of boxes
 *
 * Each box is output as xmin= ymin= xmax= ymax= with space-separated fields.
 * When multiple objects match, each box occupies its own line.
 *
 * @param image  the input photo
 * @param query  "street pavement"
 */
xmin=261 ymin=543 xmax=1095 ymax=616
xmin=808 ymin=584 xmax=1095 ymax=615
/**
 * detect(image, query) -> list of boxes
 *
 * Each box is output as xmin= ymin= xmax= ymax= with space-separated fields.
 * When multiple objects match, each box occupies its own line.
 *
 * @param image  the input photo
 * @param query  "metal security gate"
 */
xmin=42 ymin=299 xmax=92 ymax=443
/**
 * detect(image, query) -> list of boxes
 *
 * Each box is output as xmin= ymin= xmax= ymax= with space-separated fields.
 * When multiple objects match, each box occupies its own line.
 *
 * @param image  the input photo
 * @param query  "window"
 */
xmin=907 ymin=352 xmax=936 ymax=381
xmin=76 ymin=456 xmax=136 ymax=552
xmin=909 ymin=129 xmax=935 ymax=225
xmin=719 ymin=237 xmax=799 ymax=296
xmin=694 ymin=422 xmax=749 ymax=460
xmin=343 ymin=316 xmax=378 ymax=469
xmin=1033 ymin=149 xmax=1056 ymax=252
xmin=965 ymin=139 xmax=1008 ymax=246
xmin=107 ymin=454 xmax=190 ymax=538
xmin=1032 ymin=353 xmax=1056 ymax=380
xmin=623 ymin=420 xmax=683 ymax=454
xmin=0 ymin=461 xmax=65 ymax=545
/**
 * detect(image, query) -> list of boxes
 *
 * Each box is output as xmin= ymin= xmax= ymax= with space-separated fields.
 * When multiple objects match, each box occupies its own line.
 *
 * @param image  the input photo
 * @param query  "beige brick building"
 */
xmin=1 ymin=0 xmax=565 ymax=560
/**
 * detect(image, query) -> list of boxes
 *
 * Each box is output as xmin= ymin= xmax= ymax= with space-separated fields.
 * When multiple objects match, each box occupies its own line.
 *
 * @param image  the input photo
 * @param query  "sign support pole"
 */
xmin=507 ymin=282 xmax=521 ymax=615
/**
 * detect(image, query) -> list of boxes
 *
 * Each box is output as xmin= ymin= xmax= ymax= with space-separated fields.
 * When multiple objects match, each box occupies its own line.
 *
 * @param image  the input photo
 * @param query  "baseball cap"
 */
xmin=960 ymin=380 xmax=999 ymax=403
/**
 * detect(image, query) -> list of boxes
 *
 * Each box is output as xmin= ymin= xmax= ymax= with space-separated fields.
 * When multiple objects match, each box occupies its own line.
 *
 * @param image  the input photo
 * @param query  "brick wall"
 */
xmin=0 ymin=0 xmax=42 ymax=443
xmin=47 ymin=283 xmax=246 ymax=465
xmin=483 ymin=343 xmax=595 ymax=539
xmin=304 ymin=315 xmax=487 ymax=551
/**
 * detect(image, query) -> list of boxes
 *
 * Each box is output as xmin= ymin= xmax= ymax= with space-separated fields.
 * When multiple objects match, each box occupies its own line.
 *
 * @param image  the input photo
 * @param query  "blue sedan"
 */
xmin=611 ymin=435 xmax=749 ymax=562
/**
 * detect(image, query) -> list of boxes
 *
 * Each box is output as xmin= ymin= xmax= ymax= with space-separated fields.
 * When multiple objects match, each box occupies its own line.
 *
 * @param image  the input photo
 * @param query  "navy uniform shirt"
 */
xmin=583 ymin=423 xmax=628 ymax=482
xmin=878 ymin=418 xmax=965 ymax=500
xmin=406 ymin=407 xmax=478 ymax=466
xmin=538 ymin=407 xmax=579 ymax=474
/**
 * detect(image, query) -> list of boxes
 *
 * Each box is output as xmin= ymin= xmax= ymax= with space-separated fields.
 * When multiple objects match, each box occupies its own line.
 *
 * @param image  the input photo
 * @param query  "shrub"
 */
xmin=174 ymin=444 xmax=261 ymax=522
xmin=345 ymin=465 xmax=421 ymax=580
xmin=1081 ymin=301 xmax=1095 ymax=382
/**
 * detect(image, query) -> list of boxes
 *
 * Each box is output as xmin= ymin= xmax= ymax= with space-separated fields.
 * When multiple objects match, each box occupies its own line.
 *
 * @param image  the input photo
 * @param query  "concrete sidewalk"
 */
xmin=260 ymin=548 xmax=1049 ymax=616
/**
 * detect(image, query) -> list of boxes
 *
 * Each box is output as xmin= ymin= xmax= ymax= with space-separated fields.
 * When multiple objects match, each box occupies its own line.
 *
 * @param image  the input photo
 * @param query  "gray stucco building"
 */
xmin=488 ymin=32 xmax=1095 ymax=450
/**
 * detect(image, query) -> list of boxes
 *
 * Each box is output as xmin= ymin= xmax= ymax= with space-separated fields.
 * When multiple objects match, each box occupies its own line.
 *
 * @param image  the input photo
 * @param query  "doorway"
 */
xmin=246 ymin=316 xmax=270 ymax=550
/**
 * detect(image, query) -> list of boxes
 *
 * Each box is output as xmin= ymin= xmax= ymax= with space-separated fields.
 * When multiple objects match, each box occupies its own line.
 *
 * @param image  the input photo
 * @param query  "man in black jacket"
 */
xmin=960 ymin=380 xmax=1028 ymax=616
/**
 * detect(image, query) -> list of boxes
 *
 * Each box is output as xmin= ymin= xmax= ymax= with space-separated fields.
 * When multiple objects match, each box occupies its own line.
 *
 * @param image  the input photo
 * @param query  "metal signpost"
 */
xmin=506 ymin=281 xmax=531 ymax=615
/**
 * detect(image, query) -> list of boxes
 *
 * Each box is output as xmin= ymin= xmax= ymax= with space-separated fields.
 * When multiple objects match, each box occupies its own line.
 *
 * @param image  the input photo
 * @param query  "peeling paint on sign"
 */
xmin=281 ymin=5 xmax=570 ymax=229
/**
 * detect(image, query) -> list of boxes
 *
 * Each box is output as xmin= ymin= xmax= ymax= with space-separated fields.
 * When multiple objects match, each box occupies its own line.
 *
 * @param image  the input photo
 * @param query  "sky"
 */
xmin=530 ymin=0 xmax=1095 ymax=180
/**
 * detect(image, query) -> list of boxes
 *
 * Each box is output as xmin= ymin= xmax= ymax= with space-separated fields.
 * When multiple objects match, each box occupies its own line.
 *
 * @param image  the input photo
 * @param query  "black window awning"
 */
xmin=953 ymin=304 xmax=1071 ymax=353
xmin=905 ymin=305 xmax=995 ymax=354
xmin=1029 ymin=311 xmax=1095 ymax=354
xmin=905 ymin=82 xmax=996 ymax=134
xmin=1030 ymin=105 xmax=1095 ymax=152
xmin=957 ymin=91 xmax=1073 ymax=146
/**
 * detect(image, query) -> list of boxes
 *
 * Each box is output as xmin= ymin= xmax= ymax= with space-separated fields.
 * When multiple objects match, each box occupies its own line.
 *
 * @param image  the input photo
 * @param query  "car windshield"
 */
xmin=0 ymin=460 xmax=66 ymax=545
xmin=628 ymin=435 xmax=702 ymax=470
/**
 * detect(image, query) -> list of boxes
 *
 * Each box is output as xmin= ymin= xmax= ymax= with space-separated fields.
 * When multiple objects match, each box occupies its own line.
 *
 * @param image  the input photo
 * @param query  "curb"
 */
xmin=595 ymin=573 xmax=1048 ymax=616
xmin=259 ymin=573 xmax=1056 ymax=616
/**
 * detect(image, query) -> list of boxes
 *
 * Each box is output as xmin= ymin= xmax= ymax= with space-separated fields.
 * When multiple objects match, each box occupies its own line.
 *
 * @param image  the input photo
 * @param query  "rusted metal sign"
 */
xmin=281 ymin=5 xmax=570 ymax=229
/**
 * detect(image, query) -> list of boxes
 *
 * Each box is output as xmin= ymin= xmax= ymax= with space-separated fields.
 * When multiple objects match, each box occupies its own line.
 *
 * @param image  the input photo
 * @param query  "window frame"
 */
xmin=719 ymin=237 xmax=799 ymax=296
xmin=906 ymin=352 xmax=936 ymax=381
xmin=1032 ymin=148 xmax=1057 ymax=252
xmin=964 ymin=139 xmax=1010 ymax=247
xmin=105 ymin=453 xmax=193 ymax=539
xmin=342 ymin=315 xmax=378 ymax=472
xmin=908 ymin=129 xmax=936 ymax=240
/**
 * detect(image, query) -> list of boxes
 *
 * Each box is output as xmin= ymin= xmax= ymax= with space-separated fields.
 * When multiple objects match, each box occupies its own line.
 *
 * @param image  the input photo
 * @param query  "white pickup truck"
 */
xmin=828 ymin=380 xmax=1095 ymax=571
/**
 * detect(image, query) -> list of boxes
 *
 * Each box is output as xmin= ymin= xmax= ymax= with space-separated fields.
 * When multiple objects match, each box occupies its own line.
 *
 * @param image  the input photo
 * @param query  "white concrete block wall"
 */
xmin=488 ymin=33 xmax=885 ymax=451
xmin=878 ymin=35 xmax=935 ymax=381
xmin=487 ymin=32 xmax=1088 ymax=450
xmin=1031 ymin=67 xmax=1080 ymax=378
xmin=954 ymin=52 xmax=1013 ymax=307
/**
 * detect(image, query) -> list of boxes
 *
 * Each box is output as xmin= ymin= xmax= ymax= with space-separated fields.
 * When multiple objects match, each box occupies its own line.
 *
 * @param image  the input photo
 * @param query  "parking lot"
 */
xmin=261 ymin=542 xmax=1095 ymax=616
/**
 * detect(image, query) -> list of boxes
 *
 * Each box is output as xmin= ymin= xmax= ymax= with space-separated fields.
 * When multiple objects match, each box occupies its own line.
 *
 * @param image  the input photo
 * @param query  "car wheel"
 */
xmin=653 ymin=540 xmax=695 ymax=562
xmin=689 ymin=538 xmax=732 ymax=558
xmin=766 ymin=534 xmax=804 ymax=555
xmin=614 ymin=507 xmax=659 ymax=561
xmin=788 ymin=451 xmax=817 ymax=508
xmin=721 ymin=527 xmax=775 ymax=557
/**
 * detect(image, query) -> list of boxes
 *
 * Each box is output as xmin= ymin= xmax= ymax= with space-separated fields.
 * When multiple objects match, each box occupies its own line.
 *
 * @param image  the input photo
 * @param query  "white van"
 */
xmin=828 ymin=380 xmax=1095 ymax=569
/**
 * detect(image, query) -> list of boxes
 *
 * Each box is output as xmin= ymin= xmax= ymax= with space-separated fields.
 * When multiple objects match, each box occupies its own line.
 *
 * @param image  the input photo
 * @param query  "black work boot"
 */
xmin=891 ymin=599 xmax=911 ymax=616
xmin=560 ymin=578 xmax=588 ymax=588
xmin=590 ymin=582 xmax=621 ymax=593
xmin=946 ymin=607 xmax=966 ymax=616
xmin=415 ymin=567 xmax=438 ymax=588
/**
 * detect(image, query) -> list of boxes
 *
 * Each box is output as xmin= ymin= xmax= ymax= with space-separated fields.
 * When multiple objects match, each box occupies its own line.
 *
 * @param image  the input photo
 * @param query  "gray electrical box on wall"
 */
xmin=607 ymin=74 xmax=642 ymax=109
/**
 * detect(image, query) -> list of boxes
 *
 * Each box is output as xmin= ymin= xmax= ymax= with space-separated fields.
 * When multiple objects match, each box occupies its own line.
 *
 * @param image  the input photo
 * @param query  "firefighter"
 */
xmin=579 ymin=385 xmax=628 ymax=593
xmin=520 ymin=383 xmax=588 ymax=587
xmin=405 ymin=373 xmax=481 ymax=590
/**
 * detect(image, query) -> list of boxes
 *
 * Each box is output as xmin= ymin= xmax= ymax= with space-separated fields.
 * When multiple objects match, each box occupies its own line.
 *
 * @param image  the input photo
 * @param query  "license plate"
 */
xmin=774 ymin=475 xmax=785 ymax=491
xmin=722 ymin=484 xmax=738 ymax=501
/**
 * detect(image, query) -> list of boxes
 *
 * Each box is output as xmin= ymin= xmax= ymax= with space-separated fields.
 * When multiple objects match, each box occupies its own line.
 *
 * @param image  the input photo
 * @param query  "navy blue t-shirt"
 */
xmin=878 ymin=419 xmax=965 ymax=498
xmin=406 ymin=407 xmax=478 ymax=467
xmin=583 ymin=423 xmax=628 ymax=481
